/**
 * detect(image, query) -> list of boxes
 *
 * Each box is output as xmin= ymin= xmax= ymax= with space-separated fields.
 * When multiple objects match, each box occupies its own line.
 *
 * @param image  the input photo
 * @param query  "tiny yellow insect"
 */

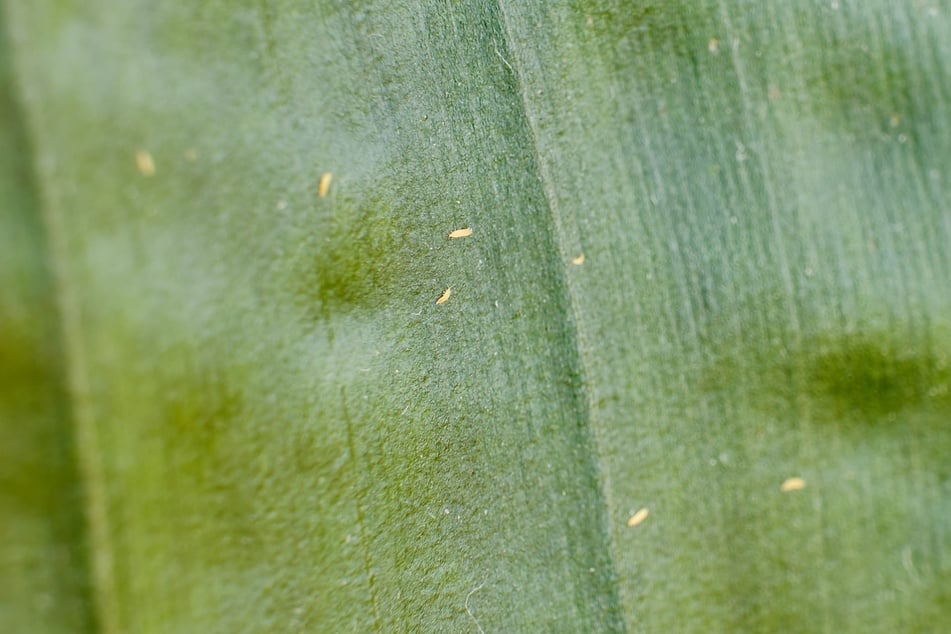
xmin=626 ymin=508 xmax=649 ymax=528
xmin=435 ymin=287 xmax=451 ymax=305
xmin=318 ymin=172 xmax=333 ymax=197
xmin=571 ymin=253 xmax=585 ymax=265
xmin=448 ymin=227 xmax=472 ymax=239
xmin=780 ymin=477 xmax=806 ymax=492
xmin=135 ymin=150 xmax=155 ymax=177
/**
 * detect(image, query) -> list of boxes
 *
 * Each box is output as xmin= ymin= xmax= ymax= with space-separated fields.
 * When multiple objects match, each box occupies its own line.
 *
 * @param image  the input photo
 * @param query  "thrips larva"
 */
xmin=448 ymin=227 xmax=472 ymax=239
xmin=780 ymin=477 xmax=806 ymax=492
xmin=318 ymin=172 xmax=333 ymax=197
xmin=135 ymin=150 xmax=155 ymax=176
xmin=626 ymin=508 xmax=649 ymax=527
xmin=435 ymin=287 xmax=451 ymax=305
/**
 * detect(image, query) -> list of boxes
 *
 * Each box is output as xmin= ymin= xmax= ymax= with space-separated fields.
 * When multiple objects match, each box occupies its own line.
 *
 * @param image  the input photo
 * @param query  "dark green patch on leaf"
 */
xmin=804 ymin=332 xmax=951 ymax=422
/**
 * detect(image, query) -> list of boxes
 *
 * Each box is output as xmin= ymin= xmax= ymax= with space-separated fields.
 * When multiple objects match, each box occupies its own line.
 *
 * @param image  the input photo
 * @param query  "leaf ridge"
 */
xmin=10 ymin=76 xmax=120 ymax=634
xmin=0 ymin=4 xmax=112 ymax=633
xmin=494 ymin=3 xmax=630 ymax=630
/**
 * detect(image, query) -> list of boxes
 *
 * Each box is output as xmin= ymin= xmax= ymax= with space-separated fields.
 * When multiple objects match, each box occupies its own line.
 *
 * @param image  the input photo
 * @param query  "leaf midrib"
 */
xmin=494 ymin=2 xmax=630 ymax=630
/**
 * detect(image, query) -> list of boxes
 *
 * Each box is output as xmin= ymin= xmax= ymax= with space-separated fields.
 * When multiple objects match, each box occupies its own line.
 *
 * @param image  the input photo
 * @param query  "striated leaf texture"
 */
xmin=0 ymin=10 xmax=95 ymax=633
xmin=2 ymin=1 xmax=950 ymax=632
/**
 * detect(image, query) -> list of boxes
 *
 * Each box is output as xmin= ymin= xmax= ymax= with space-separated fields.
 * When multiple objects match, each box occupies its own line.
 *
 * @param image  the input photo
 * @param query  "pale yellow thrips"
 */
xmin=435 ymin=287 xmax=451 ymax=305
xmin=780 ymin=477 xmax=806 ymax=492
xmin=626 ymin=508 xmax=649 ymax=528
xmin=571 ymin=253 xmax=585 ymax=265
xmin=318 ymin=172 xmax=333 ymax=197
xmin=135 ymin=150 xmax=156 ymax=176
xmin=448 ymin=227 xmax=473 ymax=239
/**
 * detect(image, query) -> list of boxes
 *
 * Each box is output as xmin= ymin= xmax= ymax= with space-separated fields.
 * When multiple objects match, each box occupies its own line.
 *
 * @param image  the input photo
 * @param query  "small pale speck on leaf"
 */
xmin=571 ymin=253 xmax=585 ymax=265
xmin=435 ymin=287 xmax=451 ymax=305
xmin=318 ymin=172 xmax=333 ymax=197
xmin=448 ymin=227 xmax=472 ymax=239
xmin=890 ymin=113 xmax=902 ymax=127
xmin=781 ymin=477 xmax=806 ymax=492
xmin=627 ymin=508 xmax=649 ymax=527
xmin=135 ymin=150 xmax=155 ymax=176
xmin=708 ymin=38 xmax=720 ymax=53
xmin=184 ymin=148 xmax=198 ymax=161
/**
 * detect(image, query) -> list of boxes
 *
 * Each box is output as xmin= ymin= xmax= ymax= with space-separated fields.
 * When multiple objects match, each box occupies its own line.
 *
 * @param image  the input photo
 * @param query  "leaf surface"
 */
xmin=3 ymin=1 xmax=950 ymax=632
xmin=0 ymin=10 xmax=95 ymax=632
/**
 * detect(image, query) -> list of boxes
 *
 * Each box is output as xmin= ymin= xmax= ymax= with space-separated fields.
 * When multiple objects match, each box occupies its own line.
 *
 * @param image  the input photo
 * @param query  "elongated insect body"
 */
xmin=436 ymin=287 xmax=451 ymax=304
xmin=448 ymin=227 xmax=472 ymax=239
xmin=318 ymin=172 xmax=333 ymax=197
xmin=135 ymin=150 xmax=155 ymax=176
xmin=780 ymin=477 xmax=806 ymax=492
xmin=627 ymin=508 xmax=649 ymax=527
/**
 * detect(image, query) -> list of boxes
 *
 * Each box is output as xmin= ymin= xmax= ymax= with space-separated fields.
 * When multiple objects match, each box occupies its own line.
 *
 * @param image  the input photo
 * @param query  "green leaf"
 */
xmin=3 ymin=1 xmax=950 ymax=631
xmin=0 ymin=12 xmax=95 ymax=632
